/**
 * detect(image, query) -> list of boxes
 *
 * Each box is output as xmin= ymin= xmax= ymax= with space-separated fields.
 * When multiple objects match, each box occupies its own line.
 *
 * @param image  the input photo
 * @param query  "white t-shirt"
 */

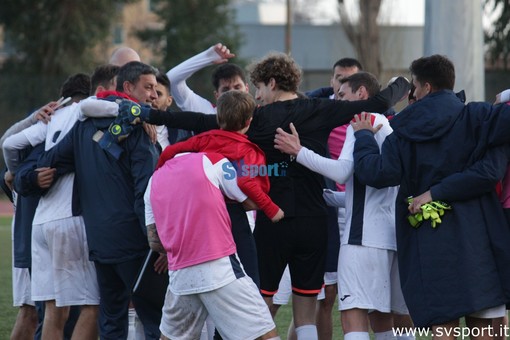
xmin=2 ymin=100 xmax=116 ymax=224
xmin=18 ymin=103 xmax=84 ymax=224
xmin=296 ymin=113 xmax=398 ymax=250
xmin=4 ymin=103 xmax=81 ymax=224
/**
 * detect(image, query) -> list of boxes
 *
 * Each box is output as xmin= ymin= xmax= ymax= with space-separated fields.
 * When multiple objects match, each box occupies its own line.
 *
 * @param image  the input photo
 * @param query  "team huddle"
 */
xmin=3 ymin=43 xmax=510 ymax=340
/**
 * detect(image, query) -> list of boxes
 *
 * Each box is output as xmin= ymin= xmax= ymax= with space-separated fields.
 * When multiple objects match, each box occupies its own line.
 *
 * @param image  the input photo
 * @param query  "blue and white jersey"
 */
xmin=296 ymin=113 xmax=398 ymax=250
xmin=19 ymin=103 xmax=83 ymax=224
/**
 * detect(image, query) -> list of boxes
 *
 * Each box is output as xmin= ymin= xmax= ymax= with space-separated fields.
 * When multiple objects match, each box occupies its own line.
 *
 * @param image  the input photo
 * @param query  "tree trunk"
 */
xmin=339 ymin=0 xmax=382 ymax=79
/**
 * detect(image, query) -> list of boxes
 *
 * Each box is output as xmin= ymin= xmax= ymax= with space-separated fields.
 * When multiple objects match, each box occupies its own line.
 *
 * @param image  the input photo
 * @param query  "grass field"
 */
xmin=0 ymin=216 xmax=17 ymax=340
xmin=0 ymin=215 xmax=433 ymax=339
xmin=0 ymin=215 xmax=343 ymax=340
xmin=274 ymin=303 xmax=343 ymax=339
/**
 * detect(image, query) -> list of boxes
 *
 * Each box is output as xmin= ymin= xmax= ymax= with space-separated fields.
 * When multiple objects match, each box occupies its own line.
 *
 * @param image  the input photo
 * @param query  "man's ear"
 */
xmin=357 ymin=86 xmax=368 ymax=99
xmin=244 ymin=117 xmax=253 ymax=128
xmin=167 ymin=95 xmax=173 ymax=107
xmin=123 ymin=81 xmax=134 ymax=95
xmin=424 ymin=82 xmax=432 ymax=95
xmin=269 ymin=78 xmax=277 ymax=90
xmin=94 ymin=85 xmax=106 ymax=96
xmin=214 ymin=90 xmax=220 ymax=100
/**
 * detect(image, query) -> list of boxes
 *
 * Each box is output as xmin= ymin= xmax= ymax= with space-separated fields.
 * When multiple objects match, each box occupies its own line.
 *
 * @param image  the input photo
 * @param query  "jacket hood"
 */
xmin=390 ymin=90 xmax=465 ymax=142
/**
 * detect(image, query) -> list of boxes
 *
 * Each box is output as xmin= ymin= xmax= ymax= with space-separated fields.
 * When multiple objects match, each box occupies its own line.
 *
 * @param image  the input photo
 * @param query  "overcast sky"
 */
xmin=298 ymin=0 xmax=425 ymax=25
xmin=310 ymin=0 xmax=495 ymax=29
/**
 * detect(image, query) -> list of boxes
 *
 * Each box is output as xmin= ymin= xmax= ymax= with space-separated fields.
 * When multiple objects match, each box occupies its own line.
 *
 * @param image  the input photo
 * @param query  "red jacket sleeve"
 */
xmin=237 ymin=145 xmax=280 ymax=219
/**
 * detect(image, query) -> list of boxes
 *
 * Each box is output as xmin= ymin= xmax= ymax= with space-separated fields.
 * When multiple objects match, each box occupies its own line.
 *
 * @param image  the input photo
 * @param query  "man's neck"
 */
xmin=274 ymin=91 xmax=298 ymax=102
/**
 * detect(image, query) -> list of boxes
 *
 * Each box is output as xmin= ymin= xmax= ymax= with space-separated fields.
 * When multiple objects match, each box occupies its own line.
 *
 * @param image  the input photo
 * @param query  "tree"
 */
xmin=136 ymin=0 xmax=243 ymax=102
xmin=338 ymin=0 xmax=383 ymax=79
xmin=0 ymin=0 xmax=136 ymax=128
xmin=485 ymin=0 xmax=510 ymax=69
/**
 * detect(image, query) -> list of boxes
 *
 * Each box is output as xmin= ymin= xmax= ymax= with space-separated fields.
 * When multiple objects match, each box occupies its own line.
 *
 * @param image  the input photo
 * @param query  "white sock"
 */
xmin=127 ymin=308 xmax=136 ymax=340
xmin=375 ymin=330 xmax=396 ymax=340
xmin=396 ymin=336 xmax=415 ymax=340
xmin=133 ymin=312 xmax=144 ymax=339
xmin=344 ymin=331 xmax=370 ymax=340
xmin=295 ymin=325 xmax=317 ymax=340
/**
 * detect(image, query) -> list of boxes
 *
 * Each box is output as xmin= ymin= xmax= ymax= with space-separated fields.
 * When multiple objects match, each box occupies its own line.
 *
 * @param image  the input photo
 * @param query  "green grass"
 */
xmin=0 ymin=214 xmax=434 ymax=339
xmin=0 ymin=216 xmax=17 ymax=340
xmin=0 ymin=213 xmax=343 ymax=339
xmin=274 ymin=302 xmax=344 ymax=339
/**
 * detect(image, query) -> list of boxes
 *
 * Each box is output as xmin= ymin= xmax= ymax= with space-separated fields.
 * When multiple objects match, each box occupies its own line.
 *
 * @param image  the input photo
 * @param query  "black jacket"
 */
xmin=39 ymin=117 xmax=157 ymax=264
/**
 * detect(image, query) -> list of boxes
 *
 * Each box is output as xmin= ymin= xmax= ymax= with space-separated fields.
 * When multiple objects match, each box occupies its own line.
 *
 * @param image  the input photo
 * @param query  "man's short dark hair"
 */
xmin=410 ymin=55 xmax=455 ymax=91
xmin=60 ymin=73 xmax=91 ymax=101
xmin=333 ymin=58 xmax=363 ymax=70
xmin=90 ymin=64 xmax=120 ymax=95
xmin=212 ymin=64 xmax=247 ymax=91
xmin=156 ymin=71 xmax=171 ymax=92
xmin=340 ymin=72 xmax=380 ymax=97
xmin=116 ymin=61 xmax=157 ymax=92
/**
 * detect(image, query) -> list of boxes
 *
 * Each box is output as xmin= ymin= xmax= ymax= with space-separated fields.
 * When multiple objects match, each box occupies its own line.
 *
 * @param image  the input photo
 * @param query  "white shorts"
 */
xmin=247 ymin=211 xmax=256 ymax=232
xmin=317 ymin=271 xmax=337 ymax=300
xmin=337 ymin=245 xmax=408 ymax=314
xmin=12 ymin=220 xmax=34 ymax=307
xmin=12 ymin=267 xmax=34 ymax=307
xmin=469 ymin=304 xmax=506 ymax=319
xmin=273 ymin=266 xmax=292 ymax=305
xmin=160 ymin=276 xmax=275 ymax=340
xmin=273 ymin=266 xmax=336 ymax=302
xmin=31 ymin=216 xmax=99 ymax=307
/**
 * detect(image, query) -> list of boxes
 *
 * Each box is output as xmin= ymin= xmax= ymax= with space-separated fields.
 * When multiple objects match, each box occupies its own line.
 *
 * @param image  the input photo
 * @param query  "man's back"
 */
xmin=39 ymin=116 xmax=156 ymax=263
xmin=151 ymin=152 xmax=238 ymax=271
xmin=249 ymin=97 xmax=386 ymax=217
xmin=353 ymin=89 xmax=510 ymax=327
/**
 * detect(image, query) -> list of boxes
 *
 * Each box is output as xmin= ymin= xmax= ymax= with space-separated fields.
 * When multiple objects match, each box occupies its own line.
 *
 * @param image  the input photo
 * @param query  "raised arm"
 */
xmin=167 ymin=43 xmax=234 ymax=113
